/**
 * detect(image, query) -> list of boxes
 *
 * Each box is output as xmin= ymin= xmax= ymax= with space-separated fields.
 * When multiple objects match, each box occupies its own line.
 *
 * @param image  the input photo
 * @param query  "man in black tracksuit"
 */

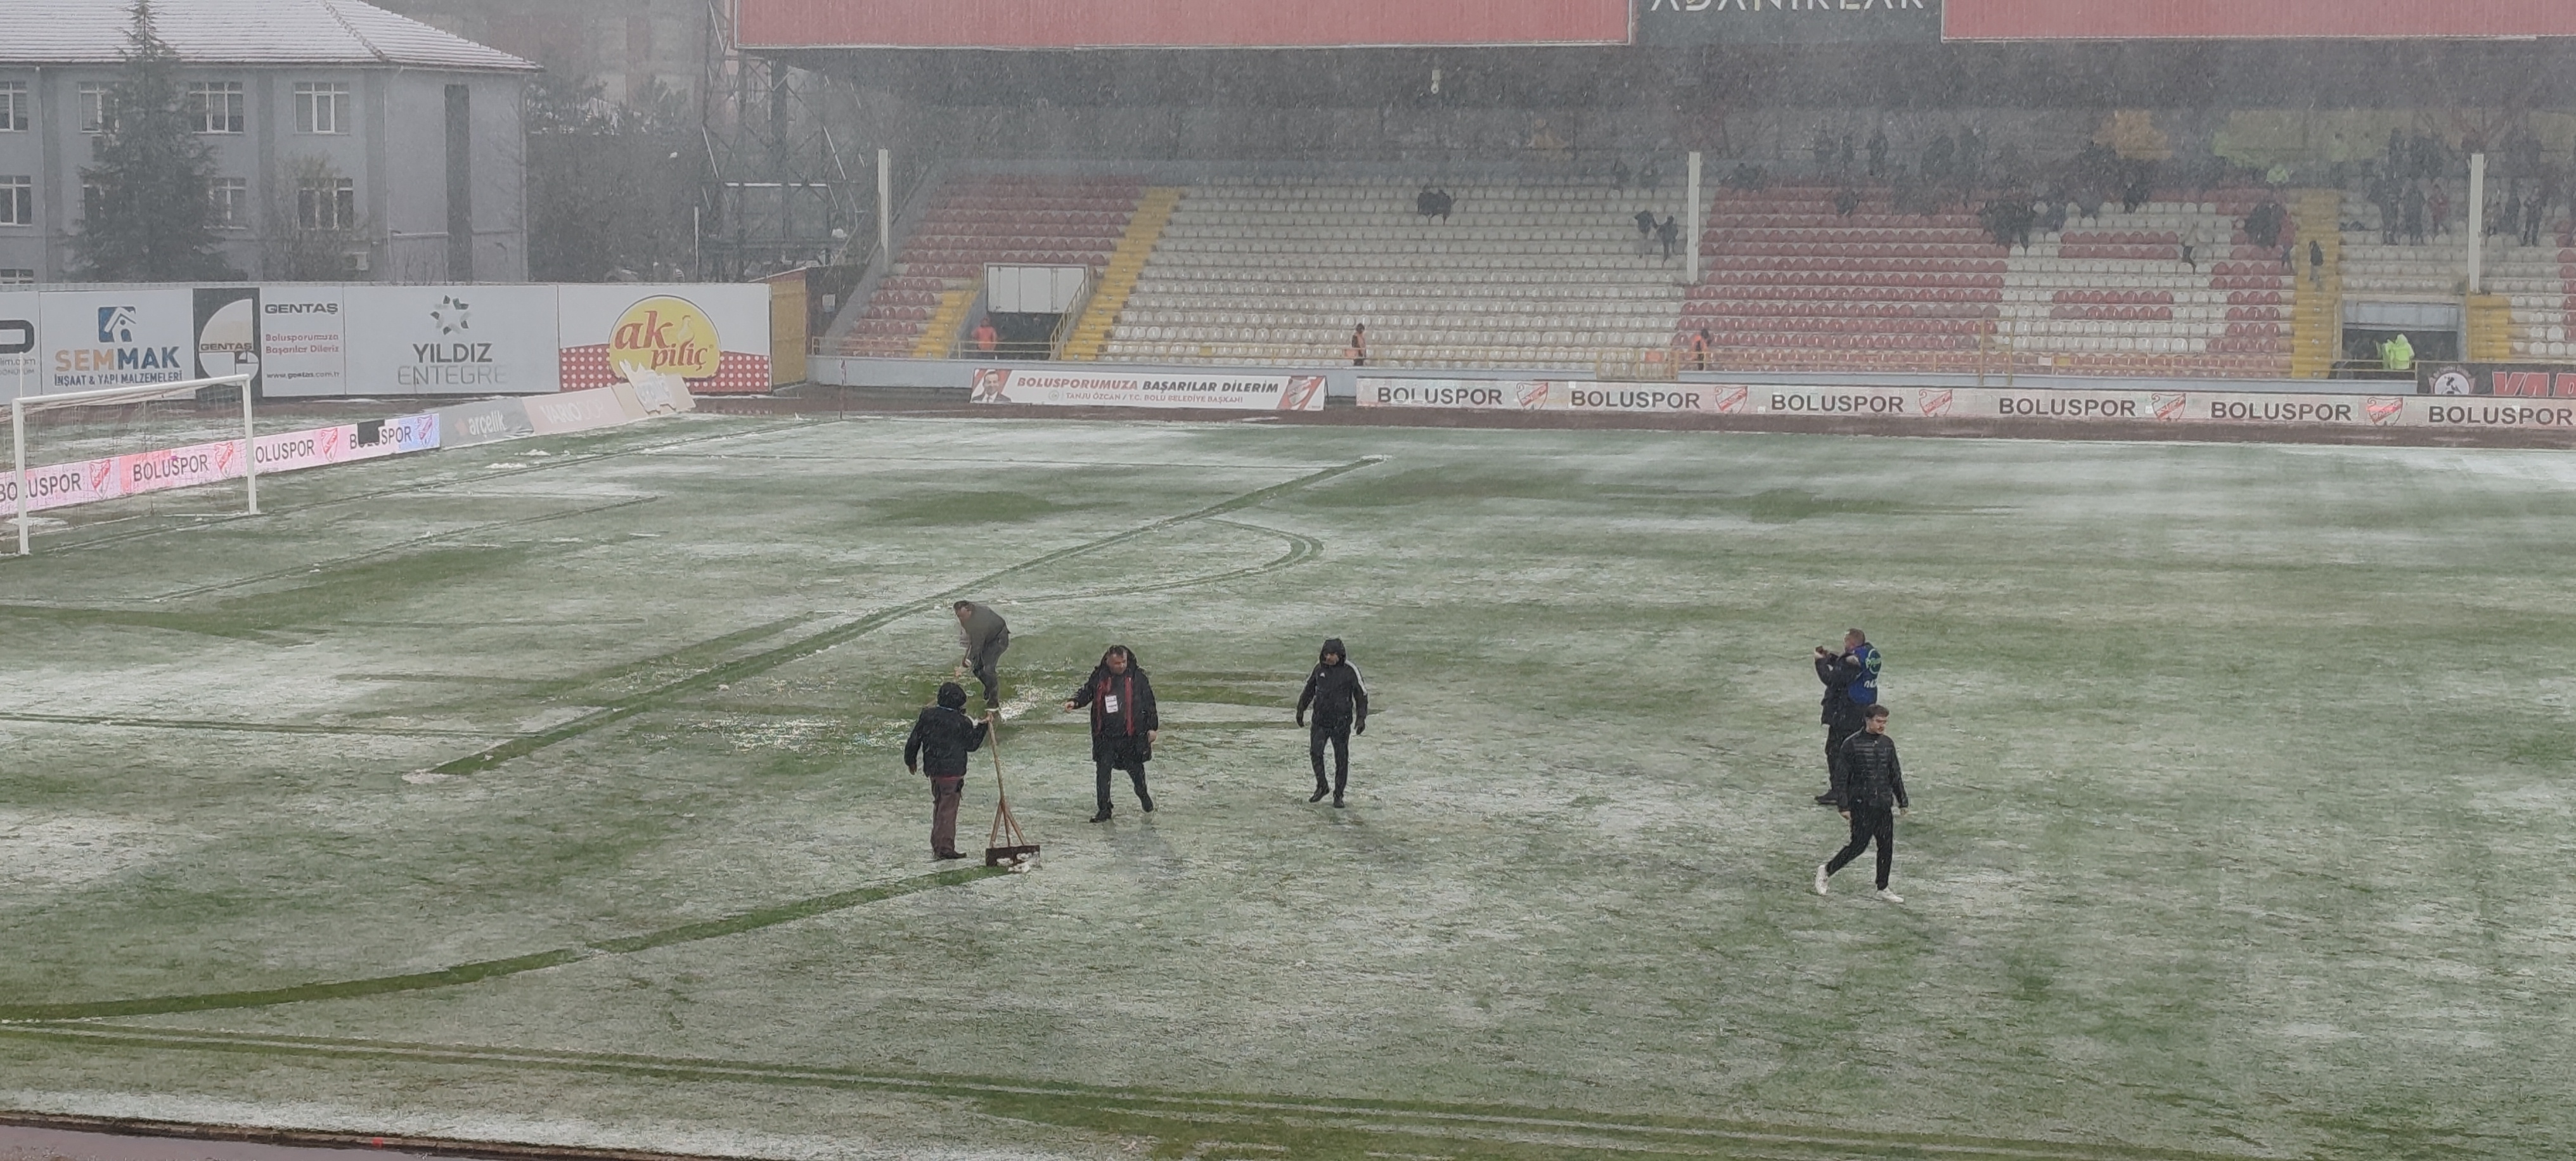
xmin=1815 ymin=703 xmax=1909 ymax=902
xmin=902 ymin=682 xmax=991 ymax=861
xmin=1812 ymin=629 xmax=1879 ymax=805
xmin=1066 ymin=645 xmax=1157 ymax=822
xmin=1295 ymin=638 xmax=1369 ymax=807
xmin=954 ymin=601 xmax=1010 ymax=709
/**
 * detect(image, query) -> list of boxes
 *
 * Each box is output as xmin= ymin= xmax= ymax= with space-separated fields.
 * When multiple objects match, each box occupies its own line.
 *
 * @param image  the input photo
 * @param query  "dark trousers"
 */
xmin=1310 ymin=720 xmax=1351 ymax=795
xmin=1826 ymin=804 xmax=1896 ymax=889
xmin=1095 ymin=734 xmax=1150 ymax=814
xmin=929 ymin=776 xmax=964 ymax=857
xmin=1823 ymin=721 xmax=1860 ymax=793
xmin=970 ymin=634 xmax=1008 ymax=705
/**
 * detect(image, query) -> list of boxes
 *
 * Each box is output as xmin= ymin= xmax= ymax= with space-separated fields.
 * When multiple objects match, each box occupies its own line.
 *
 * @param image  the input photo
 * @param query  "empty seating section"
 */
xmin=1997 ymin=191 xmax=2292 ymax=377
xmin=837 ymin=176 xmax=1145 ymax=356
xmin=2337 ymin=192 xmax=2575 ymax=359
xmin=1683 ymin=187 xmax=2006 ymax=373
xmin=1103 ymin=177 xmax=1687 ymax=369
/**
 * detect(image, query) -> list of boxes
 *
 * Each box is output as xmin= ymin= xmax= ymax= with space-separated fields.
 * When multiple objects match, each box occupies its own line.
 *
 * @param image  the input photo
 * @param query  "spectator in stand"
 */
xmin=2525 ymin=188 xmax=2547 ymax=247
xmin=2381 ymin=333 xmax=2415 ymax=374
xmin=2404 ymin=184 xmax=2426 ymax=245
xmin=1689 ymin=326 xmax=1713 ymax=372
xmin=972 ymin=318 xmax=999 ymax=355
xmin=1610 ymin=158 xmax=1630 ymax=190
xmin=1866 ymin=129 xmax=1888 ymax=179
xmin=1656 ymin=215 xmax=1681 ymax=261
xmin=1416 ymin=186 xmax=1440 ymax=220
xmin=1349 ymin=323 xmax=1368 ymax=368
xmin=2430 ymin=184 xmax=2451 ymax=238
xmin=1633 ymin=208 xmax=1658 ymax=248
xmin=1433 ymin=188 xmax=1455 ymax=221
xmin=2309 ymin=239 xmax=2326 ymax=290
xmin=1639 ymin=160 xmax=1663 ymax=190
xmin=2244 ymin=199 xmax=2285 ymax=250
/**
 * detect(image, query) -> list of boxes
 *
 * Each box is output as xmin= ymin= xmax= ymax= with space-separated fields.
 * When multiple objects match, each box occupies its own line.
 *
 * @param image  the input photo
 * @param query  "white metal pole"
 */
xmin=877 ymin=148 xmax=893 ymax=274
xmin=1686 ymin=150 xmax=1703 ymax=285
xmin=239 ymin=373 xmax=257 ymax=516
xmin=12 ymin=397 xmax=27 ymax=557
xmin=2468 ymin=152 xmax=2486 ymax=295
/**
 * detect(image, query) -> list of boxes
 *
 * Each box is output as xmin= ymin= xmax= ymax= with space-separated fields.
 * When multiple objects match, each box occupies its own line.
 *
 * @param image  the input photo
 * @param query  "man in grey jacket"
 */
xmin=953 ymin=601 xmax=1010 ymax=709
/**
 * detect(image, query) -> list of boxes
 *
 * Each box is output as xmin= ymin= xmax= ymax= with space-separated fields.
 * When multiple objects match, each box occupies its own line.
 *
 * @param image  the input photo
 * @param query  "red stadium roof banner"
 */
xmin=736 ymin=0 xmax=1633 ymax=49
xmin=1944 ymin=0 xmax=2576 ymax=40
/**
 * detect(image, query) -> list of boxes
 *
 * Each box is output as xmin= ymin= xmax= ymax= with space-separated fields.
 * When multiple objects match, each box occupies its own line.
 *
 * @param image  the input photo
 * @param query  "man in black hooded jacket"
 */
xmin=903 ymin=681 xmax=991 ymax=861
xmin=1066 ymin=645 xmax=1157 ymax=821
xmin=1296 ymin=638 xmax=1369 ymax=806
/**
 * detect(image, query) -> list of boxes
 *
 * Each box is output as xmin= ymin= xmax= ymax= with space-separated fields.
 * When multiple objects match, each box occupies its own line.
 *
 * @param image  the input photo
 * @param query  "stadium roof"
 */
xmin=0 ymin=0 xmax=538 ymax=72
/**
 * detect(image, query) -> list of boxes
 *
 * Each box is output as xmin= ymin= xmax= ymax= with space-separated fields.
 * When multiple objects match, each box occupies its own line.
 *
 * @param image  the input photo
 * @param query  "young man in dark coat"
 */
xmin=953 ymin=600 xmax=1010 ymax=709
xmin=903 ymin=681 xmax=992 ymax=861
xmin=1815 ymin=704 xmax=1910 ymax=902
xmin=1295 ymin=638 xmax=1370 ymax=806
xmin=1811 ymin=628 xmax=1881 ymax=805
xmin=1066 ymin=645 xmax=1157 ymax=822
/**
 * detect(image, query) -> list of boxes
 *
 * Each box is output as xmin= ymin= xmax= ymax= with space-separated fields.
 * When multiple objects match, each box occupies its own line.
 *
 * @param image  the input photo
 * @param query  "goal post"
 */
xmin=7 ymin=373 xmax=255 ymax=557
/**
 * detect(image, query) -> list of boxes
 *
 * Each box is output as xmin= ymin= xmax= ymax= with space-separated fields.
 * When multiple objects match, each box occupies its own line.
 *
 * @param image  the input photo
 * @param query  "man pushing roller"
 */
xmin=953 ymin=600 xmax=1010 ymax=710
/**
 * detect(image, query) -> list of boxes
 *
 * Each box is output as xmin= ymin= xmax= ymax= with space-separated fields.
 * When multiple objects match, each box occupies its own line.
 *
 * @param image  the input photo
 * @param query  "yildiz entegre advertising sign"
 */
xmin=1360 ymin=378 xmax=2576 ymax=430
xmin=971 ymin=368 xmax=1327 ymax=411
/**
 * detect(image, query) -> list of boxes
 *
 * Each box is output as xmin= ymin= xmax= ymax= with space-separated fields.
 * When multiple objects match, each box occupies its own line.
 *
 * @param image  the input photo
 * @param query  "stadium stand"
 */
xmin=2335 ymin=190 xmax=2574 ymax=359
xmin=1098 ymin=176 xmax=1689 ymax=371
xmin=1678 ymin=184 xmax=2292 ymax=378
xmin=837 ymin=176 xmax=1147 ymax=357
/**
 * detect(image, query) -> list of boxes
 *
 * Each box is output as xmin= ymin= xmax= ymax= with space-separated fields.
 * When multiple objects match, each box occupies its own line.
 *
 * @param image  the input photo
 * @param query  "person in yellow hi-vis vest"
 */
xmin=2380 ymin=333 xmax=2416 ymax=373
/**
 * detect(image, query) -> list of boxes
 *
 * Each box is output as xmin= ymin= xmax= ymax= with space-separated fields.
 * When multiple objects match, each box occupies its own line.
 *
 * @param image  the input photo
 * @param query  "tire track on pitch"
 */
xmin=427 ymin=456 xmax=1380 ymax=777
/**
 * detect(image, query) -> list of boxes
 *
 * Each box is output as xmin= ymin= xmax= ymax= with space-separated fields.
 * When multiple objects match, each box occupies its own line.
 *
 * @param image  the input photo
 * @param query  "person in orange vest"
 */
xmin=1349 ymin=323 xmax=1368 ymax=368
xmin=972 ymin=318 xmax=999 ymax=355
xmin=1689 ymin=326 xmax=1713 ymax=371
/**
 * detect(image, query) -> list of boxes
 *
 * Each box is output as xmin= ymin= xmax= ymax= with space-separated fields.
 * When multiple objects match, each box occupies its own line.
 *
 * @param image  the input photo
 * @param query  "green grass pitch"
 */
xmin=1 ymin=414 xmax=2570 ymax=1160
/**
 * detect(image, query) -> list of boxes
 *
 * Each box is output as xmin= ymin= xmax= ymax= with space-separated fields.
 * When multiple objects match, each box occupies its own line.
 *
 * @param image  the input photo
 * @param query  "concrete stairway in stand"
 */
xmin=1063 ymin=187 xmax=1183 ymax=361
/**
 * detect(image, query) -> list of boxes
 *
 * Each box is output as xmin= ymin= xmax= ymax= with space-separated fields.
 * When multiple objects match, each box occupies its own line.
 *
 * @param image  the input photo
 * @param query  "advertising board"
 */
xmin=1641 ymin=0 xmax=1940 ymax=46
xmin=39 ymin=288 xmax=193 ymax=394
xmin=738 ymin=0 xmax=1630 ymax=49
xmin=0 ymin=291 xmax=35 ymax=402
xmin=2416 ymin=362 xmax=2576 ymax=398
xmin=192 ymin=288 xmax=261 ymax=392
xmin=1943 ymin=0 xmax=2576 ymax=41
xmin=0 ymin=413 xmax=439 ymax=518
xmin=255 ymin=286 xmax=349 ymax=399
xmin=973 ymin=368 xmax=1328 ymax=411
xmin=1355 ymin=378 xmax=2536 ymax=427
xmin=558 ymin=285 xmax=772 ymax=396
xmin=342 ymin=285 xmax=562 ymax=396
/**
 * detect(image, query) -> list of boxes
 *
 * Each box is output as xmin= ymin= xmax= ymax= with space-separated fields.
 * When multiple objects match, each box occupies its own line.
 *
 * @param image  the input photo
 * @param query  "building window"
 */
xmin=0 ymin=269 xmax=31 ymax=285
xmin=294 ymin=82 xmax=349 ymax=134
xmin=298 ymin=177 xmax=354 ymax=229
xmin=79 ymin=83 xmax=113 ymax=134
xmin=0 ymin=176 xmax=29 ymax=226
xmin=189 ymin=81 xmax=244 ymax=134
xmin=208 ymin=177 xmax=247 ymax=228
xmin=0 ymin=82 xmax=26 ymax=132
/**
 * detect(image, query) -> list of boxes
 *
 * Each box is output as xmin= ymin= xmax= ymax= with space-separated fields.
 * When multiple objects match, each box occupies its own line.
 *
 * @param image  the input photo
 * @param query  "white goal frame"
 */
xmin=9 ymin=373 xmax=256 ymax=556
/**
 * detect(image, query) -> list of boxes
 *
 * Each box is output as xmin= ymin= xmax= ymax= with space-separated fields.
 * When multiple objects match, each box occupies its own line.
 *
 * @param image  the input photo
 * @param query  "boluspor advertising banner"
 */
xmin=2416 ymin=362 xmax=2576 ymax=398
xmin=558 ymin=285 xmax=773 ymax=396
xmin=39 ymin=288 xmax=194 ymax=394
xmin=1641 ymin=0 xmax=1940 ymax=46
xmin=343 ymin=285 xmax=561 ymax=396
xmin=255 ymin=286 xmax=349 ymax=398
xmin=973 ymin=368 xmax=1328 ymax=411
xmin=0 ymin=412 xmax=438 ymax=518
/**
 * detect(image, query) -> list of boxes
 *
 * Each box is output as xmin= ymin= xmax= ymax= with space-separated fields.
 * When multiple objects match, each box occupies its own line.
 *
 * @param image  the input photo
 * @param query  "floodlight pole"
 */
xmin=877 ymin=148 xmax=893 ymax=276
xmin=240 ymin=373 xmax=258 ymax=516
xmin=2466 ymin=152 xmax=2485 ymax=295
xmin=1686 ymin=150 xmax=1703 ymax=285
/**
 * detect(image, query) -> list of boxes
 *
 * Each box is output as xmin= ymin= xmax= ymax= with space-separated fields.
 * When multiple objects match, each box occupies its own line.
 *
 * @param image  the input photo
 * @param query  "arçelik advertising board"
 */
xmin=972 ymin=368 xmax=1327 ymax=411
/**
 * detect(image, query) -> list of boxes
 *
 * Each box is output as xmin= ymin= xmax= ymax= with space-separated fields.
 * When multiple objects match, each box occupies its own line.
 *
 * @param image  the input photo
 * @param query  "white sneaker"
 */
xmin=1874 ymin=888 xmax=1904 ymax=904
xmin=1812 ymin=863 xmax=1831 ymax=895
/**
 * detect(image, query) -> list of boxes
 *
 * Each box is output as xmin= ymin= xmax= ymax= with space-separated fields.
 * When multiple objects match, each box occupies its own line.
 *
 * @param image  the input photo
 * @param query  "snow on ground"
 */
xmin=2 ymin=414 xmax=2573 ymax=1160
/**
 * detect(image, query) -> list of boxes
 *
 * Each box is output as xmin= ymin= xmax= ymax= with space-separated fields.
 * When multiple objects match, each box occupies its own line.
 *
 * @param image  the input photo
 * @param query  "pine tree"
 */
xmin=73 ymin=0 xmax=238 ymax=281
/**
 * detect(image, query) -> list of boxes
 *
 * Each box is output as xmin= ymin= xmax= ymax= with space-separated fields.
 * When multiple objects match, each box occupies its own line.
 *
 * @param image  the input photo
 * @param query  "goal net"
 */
xmin=4 ymin=373 xmax=256 ymax=556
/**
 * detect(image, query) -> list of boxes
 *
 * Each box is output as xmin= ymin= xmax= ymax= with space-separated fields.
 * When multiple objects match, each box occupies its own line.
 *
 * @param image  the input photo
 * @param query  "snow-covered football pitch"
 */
xmin=2 ymin=413 xmax=2571 ymax=1161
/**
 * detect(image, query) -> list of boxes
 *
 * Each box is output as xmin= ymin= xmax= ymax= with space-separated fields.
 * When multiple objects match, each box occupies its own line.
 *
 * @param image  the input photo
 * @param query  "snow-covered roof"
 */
xmin=0 ymin=0 xmax=539 ymax=73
